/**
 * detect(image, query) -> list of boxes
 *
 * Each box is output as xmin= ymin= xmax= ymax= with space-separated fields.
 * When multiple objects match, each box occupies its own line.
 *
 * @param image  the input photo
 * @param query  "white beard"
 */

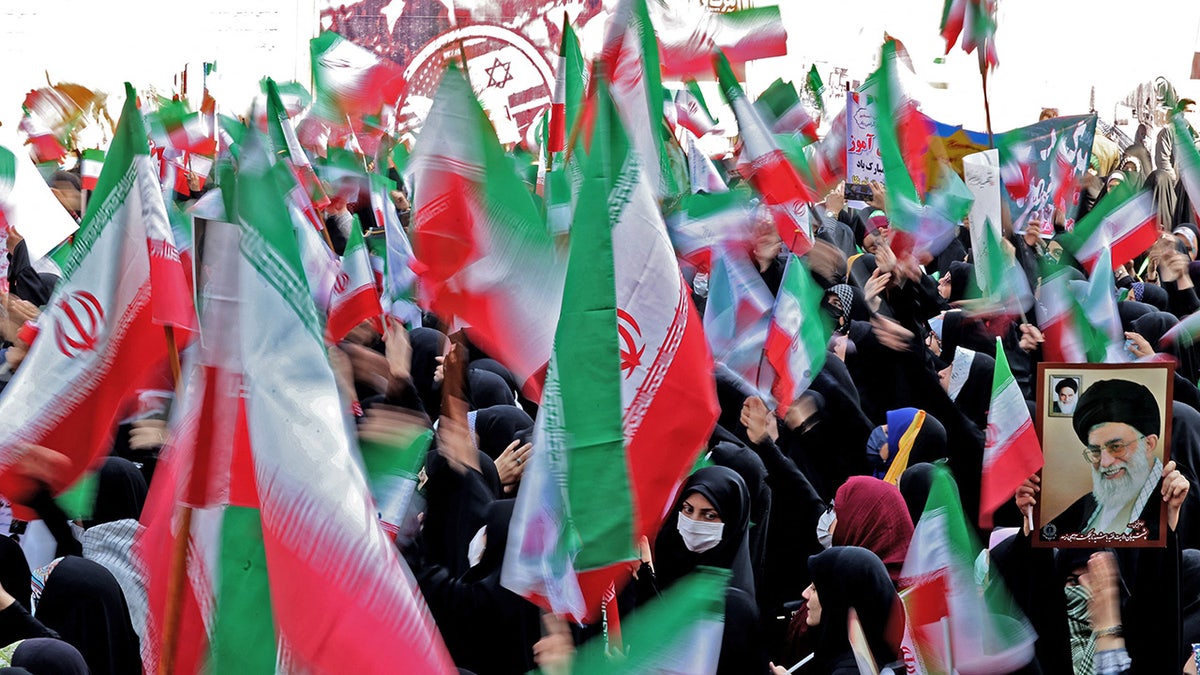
xmin=1092 ymin=443 xmax=1152 ymax=519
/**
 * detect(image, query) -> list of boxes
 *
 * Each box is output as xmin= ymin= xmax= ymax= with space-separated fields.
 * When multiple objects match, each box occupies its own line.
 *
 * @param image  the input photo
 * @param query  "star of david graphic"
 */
xmin=484 ymin=57 xmax=513 ymax=89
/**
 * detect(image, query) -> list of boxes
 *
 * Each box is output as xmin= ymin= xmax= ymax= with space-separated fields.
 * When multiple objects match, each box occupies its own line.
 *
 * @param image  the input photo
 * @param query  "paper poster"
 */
xmin=846 ymin=91 xmax=884 ymax=207
xmin=962 ymin=148 xmax=1001 ymax=293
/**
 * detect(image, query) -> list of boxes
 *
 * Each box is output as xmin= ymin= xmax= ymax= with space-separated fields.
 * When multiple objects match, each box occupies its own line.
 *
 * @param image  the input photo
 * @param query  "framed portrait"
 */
xmin=1033 ymin=362 xmax=1173 ymax=548
xmin=1048 ymin=374 xmax=1082 ymax=417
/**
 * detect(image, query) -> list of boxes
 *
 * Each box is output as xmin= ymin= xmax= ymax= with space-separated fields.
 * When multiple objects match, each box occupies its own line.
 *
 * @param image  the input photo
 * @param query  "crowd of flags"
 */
xmin=0 ymin=0 xmax=1198 ymax=672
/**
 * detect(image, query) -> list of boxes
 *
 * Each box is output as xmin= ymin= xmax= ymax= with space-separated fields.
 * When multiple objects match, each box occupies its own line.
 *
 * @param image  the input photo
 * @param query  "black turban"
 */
xmin=1055 ymin=377 xmax=1079 ymax=396
xmin=1072 ymin=379 xmax=1160 ymax=444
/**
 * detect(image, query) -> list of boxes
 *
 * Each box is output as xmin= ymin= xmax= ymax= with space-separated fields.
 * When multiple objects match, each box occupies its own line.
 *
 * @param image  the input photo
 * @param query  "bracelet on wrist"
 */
xmin=1094 ymin=625 xmax=1122 ymax=638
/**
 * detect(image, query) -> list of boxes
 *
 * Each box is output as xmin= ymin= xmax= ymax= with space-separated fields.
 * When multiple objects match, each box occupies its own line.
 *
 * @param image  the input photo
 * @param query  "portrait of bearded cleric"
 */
xmin=1035 ymin=365 xmax=1173 ymax=548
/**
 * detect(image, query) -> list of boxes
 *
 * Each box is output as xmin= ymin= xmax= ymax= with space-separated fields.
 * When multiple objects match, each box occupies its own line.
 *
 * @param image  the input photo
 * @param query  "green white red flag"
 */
xmin=310 ymin=31 xmax=407 ymax=123
xmin=714 ymin=50 xmax=815 ymax=256
xmin=940 ymin=0 xmax=999 ymax=70
xmin=503 ymin=73 xmax=718 ymax=622
xmin=755 ymin=79 xmax=819 ymax=144
xmin=1173 ymin=112 xmax=1200 ymax=223
xmin=653 ymin=5 xmax=788 ymax=80
xmin=674 ymin=81 xmax=718 ymax=138
xmin=138 ymin=132 xmax=455 ymax=674
xmin=265 ymin=78 xmax=330 ymax=220
xmin=600 ymin=0 xmax=679 ymax=200
xmin=548 ymin=16 xmax=585 ymax=156
xmin=759 ymin=255 xmax=829 ymax=416
xmin=980 ymin=337 xmax=1043 ymax=528
xmin=409 ymin=67 xmax=567 ymax=400
xmin=1068 ymin=180 xmax=1158 ymax=274
xmin=80 ymin=148 xmax=105 ymax=191
xmin=0 ymin=85 xmax=195 ymax=513
xmin=704 ymin=239 xmax=775 ymax=402
xmin=900 ymin=465 xmax=1035 ymax=674
xmin=326 ymin=217 xmax=380 ymax=343
xmin=570 ymin=567 xmax=729 ymax=675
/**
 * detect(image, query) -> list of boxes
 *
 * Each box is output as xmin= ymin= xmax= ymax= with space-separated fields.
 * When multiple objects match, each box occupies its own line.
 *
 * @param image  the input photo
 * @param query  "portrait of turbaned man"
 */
xmin=1034 ymin=363 xmax=1173 ymax=548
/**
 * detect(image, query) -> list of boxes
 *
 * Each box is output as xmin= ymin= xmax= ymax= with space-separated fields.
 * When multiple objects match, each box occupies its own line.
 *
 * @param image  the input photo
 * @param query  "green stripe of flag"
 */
xmin=561 ymin=76 xmax=637 ymax=570
xmin=211 ymin=506 xmax=277 ymax=673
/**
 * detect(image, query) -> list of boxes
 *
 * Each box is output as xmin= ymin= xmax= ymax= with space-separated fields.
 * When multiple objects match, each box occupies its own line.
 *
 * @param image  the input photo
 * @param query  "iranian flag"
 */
xmin=1037 ymin=271 xmax=1088 ymax=363
xmin=370 ymin=173 xmax=423 ymax=326
xmin=681 ymin=127 xmax=727 ymax=195
xmin=980 ymin=337 xmax=1043 ymax=529
xmin=0 ymin=85 xmax=195 ymax=511
xmin=900 ymin=465 xmax=1035 ymax=674
xmin=704 ymin=240 xmax=775 ymax=401
xmin=1074 ymin=252 xmax=1127 ymax=363
xmin=326 ymin=219 xmax=379 ymax=343
xmin=265 ymin=78 xmax=330 ymax=218
xmin=939 ymin=0 xmax=999 ymax=69
xmin=503 ymin=73 xmax=719 ymax=621
xmin=715 ymin=50 xmax=815 ymax=256
xmin=600 ymin=0 xmax=678 ymax=200
xmin=150 ymin=99 xmax=218 ymax=156
xmin=758 ymin=255 xmax=828 ymax=417
xmin=807 ymin=65 xmax=827 ymax=117
xmin=138 ymin=134 xmax=455 ymax=674
xmin=1173 ymin=112 xmax=1200 ymax=223
xmin=80 ymin=148 xmax=105 ymax=191
xmin=545 ymin=17 xmax=587 ymax=235
xmin=674 ymin=81 xmax=718 ymax=137
xmin=665 ymin=190 xmax=753 ymax=272
xmin=571 ymin=567 xmax=729 ymax=675
xmin=548 ymin=16 xmax=585 ymax=156
xmin=654 ymin=4 xmax=788 ymax=80
xmin=1069 ymin=180 xmax=1157 ymax=274
xmin=310 ymin=31 xmax=407 ymax=122
xmin=755 ymin=78 xmax=819 ymax=143
xmin=409 ymin=67 xmax=567 ymax=400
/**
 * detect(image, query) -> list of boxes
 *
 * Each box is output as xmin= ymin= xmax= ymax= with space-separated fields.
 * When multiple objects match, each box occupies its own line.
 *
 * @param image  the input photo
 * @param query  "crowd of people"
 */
xmin=1 ymin=58 xmax=1200 ymax=675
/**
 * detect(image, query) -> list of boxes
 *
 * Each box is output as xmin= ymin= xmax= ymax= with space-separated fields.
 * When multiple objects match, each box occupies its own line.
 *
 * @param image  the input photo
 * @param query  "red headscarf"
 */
xmin=832 ymin=476 xmax=914 ymax=583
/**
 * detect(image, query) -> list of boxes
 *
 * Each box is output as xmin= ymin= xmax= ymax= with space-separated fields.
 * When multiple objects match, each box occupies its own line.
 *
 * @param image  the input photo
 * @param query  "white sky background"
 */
xmin=0 ymin=0 xmax=1197 ymax=137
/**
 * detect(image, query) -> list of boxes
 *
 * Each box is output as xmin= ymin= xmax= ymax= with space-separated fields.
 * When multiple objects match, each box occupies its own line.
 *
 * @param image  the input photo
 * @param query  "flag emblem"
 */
xmin=53 ymin=291 xmax=105 ymax=358
xmin=618 ymin=308 xmax=646 ymax=378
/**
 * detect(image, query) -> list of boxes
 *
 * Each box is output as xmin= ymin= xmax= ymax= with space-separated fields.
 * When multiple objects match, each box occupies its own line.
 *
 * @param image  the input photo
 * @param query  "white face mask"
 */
xmin=676 ymin=514 xmax=724 ymax=553
xmin=816 ymin=507 xmax=836 ymax=549
xmin=467 ymin=526 xmax=487 ymax=568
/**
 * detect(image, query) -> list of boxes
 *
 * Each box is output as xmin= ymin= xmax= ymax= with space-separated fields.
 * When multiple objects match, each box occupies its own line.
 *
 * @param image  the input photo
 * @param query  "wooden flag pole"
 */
xmin=158 ymin=324 xmax=186 ymax=675
xmin=980 ymin=53 xmax=995 ymax=149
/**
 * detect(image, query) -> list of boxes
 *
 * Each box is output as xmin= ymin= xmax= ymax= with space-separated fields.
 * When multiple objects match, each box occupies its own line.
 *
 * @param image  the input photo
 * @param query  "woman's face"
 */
xmin=937 ymin=272 xmax=952 ymax=300
xmin=680 ymin=493 xmax=722 ymax=523
xmin=803 ymin=583 xmax=822 ymax=626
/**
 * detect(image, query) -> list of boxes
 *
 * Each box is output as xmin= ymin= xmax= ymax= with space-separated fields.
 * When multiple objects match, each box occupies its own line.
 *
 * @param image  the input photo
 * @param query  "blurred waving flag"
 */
xmin=503 ymin=72 xmax=718 ymax=622
xmin=409 ymin=67 xmax=567 ymax=400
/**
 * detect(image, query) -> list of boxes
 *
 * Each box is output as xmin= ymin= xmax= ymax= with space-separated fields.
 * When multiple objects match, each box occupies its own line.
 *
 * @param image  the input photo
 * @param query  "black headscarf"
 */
xmin=898 ymin=462 xmax=938 ymax=527
xmin=409 ymin=327 xmax=449 ymax=419
xmin=1132 ymin=311 xmax=1200 ymax=384
xmin=469 ymin=358 xmax=521 ymax=399
xmin=84 ymin=456 xmax=148 ymax=528
xmin=808 ymin=546 xmax=903 ymax=671
xmin=0 ymin=536 xmax=32 ymax=612
xmin=1118 ymin=300 xmax=1157 ymax=332
xmin=709 ymin=441 xmax=771 ymax=598
xmin=466 ymin=369 xmax=516 ymax=409
xmin=34 ymin=557 xmax=140 ymax=675
xmin=946 ymin=260 xmax=976 ymax=303
xmin=10 ymin=638 xmax=89 ymax=675
xmin=654 ymin=466 xmax=754 ymax=598
xmin=472 ymin=405 xmax=534 ymax=460
xmin=946 ymin=349 xmax=995 ymax=433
